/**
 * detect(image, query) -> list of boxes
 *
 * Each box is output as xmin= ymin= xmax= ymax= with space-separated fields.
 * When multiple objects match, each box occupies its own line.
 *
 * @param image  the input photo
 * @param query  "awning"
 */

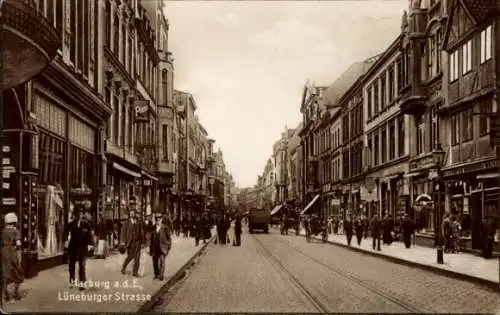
xmin=112 ymin=162 xmax=140 ymax=177
xmin=270 ymin=205 xmax=283 ymax=216
xmin=142 ymin=171 xmax=158 ymax=181
xmin=477 ymin=173 xmax=499 ymax=179
xmin=300 ymin=194 xmax=320 ymax=215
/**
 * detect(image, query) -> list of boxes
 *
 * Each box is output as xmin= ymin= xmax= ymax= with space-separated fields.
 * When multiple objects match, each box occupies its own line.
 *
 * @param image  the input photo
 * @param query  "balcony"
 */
xmin=1 ymin=0 xmax=61 ymax=90
xmin=399 ymin=85 xmax=427 ymax=115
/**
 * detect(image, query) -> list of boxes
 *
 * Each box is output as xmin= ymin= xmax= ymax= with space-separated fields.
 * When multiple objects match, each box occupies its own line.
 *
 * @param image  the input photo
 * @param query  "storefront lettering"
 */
xmin=443 ymin=159 xmax=499 ymax=177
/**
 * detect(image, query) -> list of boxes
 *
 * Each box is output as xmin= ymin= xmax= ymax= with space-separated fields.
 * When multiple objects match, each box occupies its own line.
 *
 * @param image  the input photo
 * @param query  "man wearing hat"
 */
xmin=120 ymin=210 xmax=145 ymax=277
xmin=63 ymin=206 xmax=94 ymax=290
xmin=149 ymin=213 xmax=172 ymax=280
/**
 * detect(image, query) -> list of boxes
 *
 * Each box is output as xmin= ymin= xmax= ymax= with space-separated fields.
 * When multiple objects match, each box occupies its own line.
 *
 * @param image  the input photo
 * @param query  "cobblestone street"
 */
xmin=157 ymin=229 xmax=500 ymax=313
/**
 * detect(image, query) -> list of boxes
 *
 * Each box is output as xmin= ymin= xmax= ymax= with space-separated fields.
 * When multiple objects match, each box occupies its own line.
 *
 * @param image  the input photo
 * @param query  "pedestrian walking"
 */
xmin=333 ymin=216 xmax=339 ymax=234
xmin=354 ymin=216 xmax=364 ymax=246
xmin=344 ymin=216 xmax=353 ymax=246
xmin=2 ymin=212 xmax=24 ymax=301
xmin=234 ymin=215 xmax=242 ymax=246
xmin=149 ymin=213 xmax=172 ymax=281
xmin=442 ymin=213 xmax=452 ymax=252
xmin=382 ymin=214 xmax=394 ymax=245
xmin=217 ymin=215 xmax=226 ymax=245
xmin=224 ymin=214 xmax=231 ymax=244
xmin=120 ymin=210 xmax=145 ymax=277
xmin=201 ymin=212 xmax=211 ymax=243
xmin=173 ymin=217 xmax=180 ymax=237
xmin=361 ymin=213 xmax=369 ymax=239
xmin=63 ymin=206 xmax=94 ymax=290
xmin=400 ymin=213 xmax=415 ymax=249
xmin=371 ymin=214 xmax=382 ymax=251
xmin=182 ymin=217 xmax=190 ymax=238
xmin=194 ymin=215 xmax=204 ymax=246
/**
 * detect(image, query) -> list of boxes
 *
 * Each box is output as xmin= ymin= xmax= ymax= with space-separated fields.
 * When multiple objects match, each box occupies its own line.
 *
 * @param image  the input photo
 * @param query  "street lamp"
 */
xmin=430 ymin=145 xmax=446 ymax=264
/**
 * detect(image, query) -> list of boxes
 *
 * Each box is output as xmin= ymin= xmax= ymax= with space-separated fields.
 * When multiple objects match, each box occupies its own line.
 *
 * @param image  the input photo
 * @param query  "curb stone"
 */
xmin=137 ymin=235 xmax=216 ymax=312
xmin=306 ymin=234 xmax=500 ymax=292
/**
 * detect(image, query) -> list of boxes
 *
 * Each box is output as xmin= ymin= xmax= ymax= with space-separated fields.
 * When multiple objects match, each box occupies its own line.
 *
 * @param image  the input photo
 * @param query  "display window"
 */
xmin=69 ymin=146 xmax=94 ymax=222
xmin=37 ymin=132 xmax=66 ymax=259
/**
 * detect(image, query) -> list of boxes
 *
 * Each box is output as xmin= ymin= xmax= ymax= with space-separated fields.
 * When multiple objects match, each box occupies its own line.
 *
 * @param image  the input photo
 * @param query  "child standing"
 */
xmin=2 ymin=212 xmax=24 ymax=301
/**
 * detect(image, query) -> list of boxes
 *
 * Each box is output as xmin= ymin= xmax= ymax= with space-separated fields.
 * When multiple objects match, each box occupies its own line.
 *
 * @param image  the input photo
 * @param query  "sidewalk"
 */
xmin=4 ymin=234 xmax=212 ymax=313
xmin=296 ymin=228 xmax=499 ymax=287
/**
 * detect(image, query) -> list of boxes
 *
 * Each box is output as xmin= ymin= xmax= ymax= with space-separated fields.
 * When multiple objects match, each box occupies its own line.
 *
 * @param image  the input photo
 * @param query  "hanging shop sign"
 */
xmin=134 ymin=100 xmax=150 ymax=123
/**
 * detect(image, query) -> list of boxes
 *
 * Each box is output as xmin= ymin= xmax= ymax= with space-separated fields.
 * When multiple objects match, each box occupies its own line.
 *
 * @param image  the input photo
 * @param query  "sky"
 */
xmin=164 ymin=0 xmax=407 ymax=188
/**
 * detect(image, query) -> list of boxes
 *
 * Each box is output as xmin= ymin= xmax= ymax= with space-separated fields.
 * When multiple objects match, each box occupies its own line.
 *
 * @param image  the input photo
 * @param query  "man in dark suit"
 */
xmin=120 ymin=210 xmax=145 ymax=277
xmin=234 ymin=215 xmax=242 ymax=246
xmin=63 ymin=206 xmax=94 ymax=290
xmin=371 ymin=214 xmax=382 ymax=251
xmin=150 ymin=213 xmax=172 ymax=280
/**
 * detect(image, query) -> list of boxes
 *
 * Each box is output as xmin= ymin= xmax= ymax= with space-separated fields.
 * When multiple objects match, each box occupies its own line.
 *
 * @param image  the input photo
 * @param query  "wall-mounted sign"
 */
xmin=134 ymin=100 xmax=150 ymax=123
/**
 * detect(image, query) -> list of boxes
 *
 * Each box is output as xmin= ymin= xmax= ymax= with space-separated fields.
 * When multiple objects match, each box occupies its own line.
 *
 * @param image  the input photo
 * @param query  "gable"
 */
xmin=443 ymin=0 xmax=476 ymax=51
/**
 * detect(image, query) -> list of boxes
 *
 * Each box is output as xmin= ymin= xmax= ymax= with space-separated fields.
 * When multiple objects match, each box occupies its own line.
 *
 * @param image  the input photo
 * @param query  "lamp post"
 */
xmin=430 ymin=145 xmax=446 ymax=264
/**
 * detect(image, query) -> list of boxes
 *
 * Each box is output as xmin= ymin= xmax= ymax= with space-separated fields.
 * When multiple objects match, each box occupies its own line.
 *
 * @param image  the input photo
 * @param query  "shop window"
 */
xmin=69 ymin=146 xmax=94 ymax=223
xmin=37 ymin=132 xmax=66 ymax=259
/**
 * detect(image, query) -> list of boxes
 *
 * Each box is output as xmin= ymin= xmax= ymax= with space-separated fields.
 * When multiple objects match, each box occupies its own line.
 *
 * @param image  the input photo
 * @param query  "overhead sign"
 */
xmin=134 ymin=100 xmax=150 ymax=122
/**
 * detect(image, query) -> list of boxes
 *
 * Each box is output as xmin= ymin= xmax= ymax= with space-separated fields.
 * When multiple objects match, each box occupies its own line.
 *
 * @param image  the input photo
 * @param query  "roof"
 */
xmin=461 ymin=0 xmax=498 ymax=23
xmin=321 ymin=59 xmax=377 ymax=106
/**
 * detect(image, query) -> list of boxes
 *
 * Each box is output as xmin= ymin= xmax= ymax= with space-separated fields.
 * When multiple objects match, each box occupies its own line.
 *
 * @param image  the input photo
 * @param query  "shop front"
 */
xmin=105 ymin=160 xmax=141 ymax=222
xmin=442 ymin=157 xmax=499 ymax=251
xmin=34 ymin=88 xmax=103 ymax=272
xmin=1 ymin=80 xmax=108 ymax=278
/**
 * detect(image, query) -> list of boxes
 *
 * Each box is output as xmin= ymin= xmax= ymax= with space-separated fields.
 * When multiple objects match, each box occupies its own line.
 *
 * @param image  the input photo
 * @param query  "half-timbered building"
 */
xmin=439 ymin=0 xmax=499 ymax=250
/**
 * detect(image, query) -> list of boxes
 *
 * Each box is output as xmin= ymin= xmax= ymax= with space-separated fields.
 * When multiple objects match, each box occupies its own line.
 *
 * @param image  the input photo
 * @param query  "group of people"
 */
xmin=1 ymin=206 xmax=176 ymax=303
xmin=64 ymin=208 xmax=174 ymax=290
xmin=327 ymin=212 xmax=416 ymax=251
xmin=215 ymin=214 xmax=243 ymax=246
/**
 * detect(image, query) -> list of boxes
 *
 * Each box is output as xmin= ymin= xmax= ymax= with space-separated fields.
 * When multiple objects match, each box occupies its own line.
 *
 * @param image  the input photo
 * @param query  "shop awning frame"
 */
xmin=404 ymin=171 xmax=422 ymax=178
xmin=300 ymin=194 xmax=320 ymax=215
xmin=112 ymin=162 xmax=140 ymax=178
xmin=142 ymin=171 xmax=158 ymax=181
xmin=270 ymin=204 xmax=283 ymax=216
xmin=476 ymin=173 xmax=499 ymax=179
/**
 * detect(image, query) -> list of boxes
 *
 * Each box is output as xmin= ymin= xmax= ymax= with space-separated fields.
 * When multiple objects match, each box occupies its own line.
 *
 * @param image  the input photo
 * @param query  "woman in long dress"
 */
xmin=2 ymin=212 xmax=24 ymax=301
